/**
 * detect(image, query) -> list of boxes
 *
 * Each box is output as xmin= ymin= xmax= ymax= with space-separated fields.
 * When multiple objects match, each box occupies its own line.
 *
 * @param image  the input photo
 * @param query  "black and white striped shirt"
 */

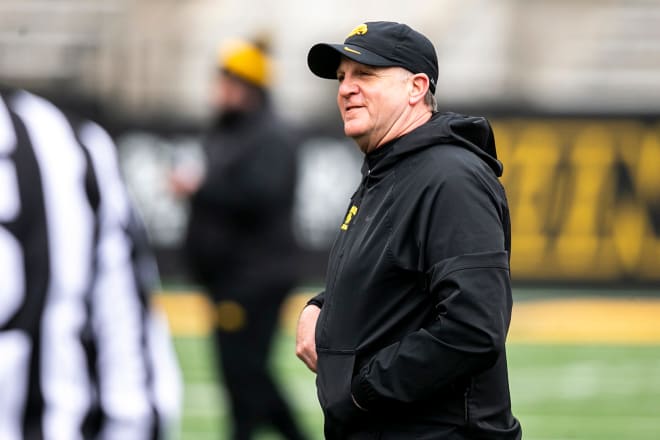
xmin=0 ymin=89 xmax=181 ymax=440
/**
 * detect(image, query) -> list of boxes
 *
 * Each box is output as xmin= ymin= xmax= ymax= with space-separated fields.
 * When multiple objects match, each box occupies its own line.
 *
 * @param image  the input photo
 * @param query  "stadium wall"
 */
xmin=111 ymin=114 xmax=660 ymax=286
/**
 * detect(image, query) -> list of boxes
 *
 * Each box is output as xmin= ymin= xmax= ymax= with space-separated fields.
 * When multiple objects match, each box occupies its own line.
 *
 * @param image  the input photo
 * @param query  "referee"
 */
xmin=0 ymin=87 xmax=181 ymax=439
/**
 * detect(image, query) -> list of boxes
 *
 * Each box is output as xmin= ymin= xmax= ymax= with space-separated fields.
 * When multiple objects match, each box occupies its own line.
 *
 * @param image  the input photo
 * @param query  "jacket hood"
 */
xmin=364 ymin=112 xmax=503 ymax=177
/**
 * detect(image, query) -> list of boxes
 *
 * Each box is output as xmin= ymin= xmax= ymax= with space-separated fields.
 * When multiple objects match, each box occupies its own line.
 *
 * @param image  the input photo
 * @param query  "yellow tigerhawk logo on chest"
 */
xmin=340 ymin=205 xmax=359 ymax=231
xmin=347 ymin=24 xmax=368 ymax=39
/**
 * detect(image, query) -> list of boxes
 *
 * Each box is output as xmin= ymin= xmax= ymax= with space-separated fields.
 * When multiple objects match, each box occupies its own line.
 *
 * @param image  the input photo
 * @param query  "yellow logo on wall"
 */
xmin=347 ymin=24 xmax=368 ymax=39
xmin=492 ymin=118 xmax=660 ymax=282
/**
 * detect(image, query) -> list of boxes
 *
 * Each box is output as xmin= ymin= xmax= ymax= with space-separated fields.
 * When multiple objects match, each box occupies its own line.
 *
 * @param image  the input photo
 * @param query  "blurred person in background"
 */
xmin=170 ymin=36 xmax=306 ymax=440
xmin=0 ymin=86 xmax=181 ymax=439
xmin=296 ymin=21 xmax=521 ymax=439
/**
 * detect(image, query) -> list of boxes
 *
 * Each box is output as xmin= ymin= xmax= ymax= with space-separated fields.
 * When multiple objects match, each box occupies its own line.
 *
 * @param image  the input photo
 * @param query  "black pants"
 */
xmin=212 ymin=280 xmax=308 ymax=440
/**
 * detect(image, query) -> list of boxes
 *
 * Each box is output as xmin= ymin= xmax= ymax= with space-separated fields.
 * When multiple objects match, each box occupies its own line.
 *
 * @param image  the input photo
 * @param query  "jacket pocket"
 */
xmin=316 ymin=349 xmax=363 ymax=433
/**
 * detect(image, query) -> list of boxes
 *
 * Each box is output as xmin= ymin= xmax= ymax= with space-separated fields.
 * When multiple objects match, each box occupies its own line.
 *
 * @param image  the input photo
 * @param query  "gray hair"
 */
xmin=425 ymin=90 xmax=438 ymax=113
xmin=399 ymin=68 xmax=438 ymax=112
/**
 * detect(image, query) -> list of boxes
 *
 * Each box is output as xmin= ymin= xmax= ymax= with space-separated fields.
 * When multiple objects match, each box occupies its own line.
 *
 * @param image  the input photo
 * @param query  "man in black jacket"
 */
xmin=171 ymin=38 xmax=307 ymax=440
xmin=295 ymin=21 xmax=522 ymax=439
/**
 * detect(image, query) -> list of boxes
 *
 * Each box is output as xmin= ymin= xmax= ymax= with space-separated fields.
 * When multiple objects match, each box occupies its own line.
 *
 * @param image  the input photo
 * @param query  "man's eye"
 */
xmin=337 ymin=75 xmax=345 ymax=82
xmin=357 ymin=70 xmax=372 ymax=77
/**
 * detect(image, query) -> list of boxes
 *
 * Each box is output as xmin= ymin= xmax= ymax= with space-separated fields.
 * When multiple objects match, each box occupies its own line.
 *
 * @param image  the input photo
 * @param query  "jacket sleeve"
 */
xmin=306 ymin=290 xmax=325 ymax=308
xmin=351 ymin=169 xmax=512 ymax=409
xmin=81 ymin=121 xmax=182 ymax=438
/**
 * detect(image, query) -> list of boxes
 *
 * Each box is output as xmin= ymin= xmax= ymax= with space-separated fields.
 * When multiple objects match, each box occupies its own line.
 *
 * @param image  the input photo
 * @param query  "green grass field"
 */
xmin=173 ymin=335 xmax=660 ymax=440
xmin=175 ymin=333 xmax=660 ymax=440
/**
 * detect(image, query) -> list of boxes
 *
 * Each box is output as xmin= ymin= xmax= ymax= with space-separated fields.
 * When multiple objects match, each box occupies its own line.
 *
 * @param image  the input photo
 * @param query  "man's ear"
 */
xmin=409 ymin=73 xmax=430 ymax=105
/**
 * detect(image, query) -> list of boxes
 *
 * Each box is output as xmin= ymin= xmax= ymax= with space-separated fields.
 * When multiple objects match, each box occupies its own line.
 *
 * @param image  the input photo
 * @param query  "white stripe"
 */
xmin=78 ymin=121 xmax=130 ymax=222
xmin=0 ymin=95 xmax=28 ymax=440
xmin=0 ymin=104 xmax=23 ymax=322
xmin=0 ymin=97 xmax=15 ymax=155
xmin=79 ymin=121 xmax=153 ymax=439
xmin=147 ymin=310 xmax=183 ymax=430
xmin=0 ymin=331 xmax=31 ymax=440
xmin=0 ymin=160 xmax=20 ymax=222
xmin=0 ymin=98 xmax=20 ymax=221
xmin=12 ymin=91 xmax=92 ymax=440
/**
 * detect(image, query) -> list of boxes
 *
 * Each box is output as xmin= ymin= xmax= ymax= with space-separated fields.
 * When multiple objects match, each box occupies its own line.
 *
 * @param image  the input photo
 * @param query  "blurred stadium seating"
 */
xmin=3 ymin=0 xmax=659 ymax=284
xmin=2 ymin=0 xmax=660 ymax=120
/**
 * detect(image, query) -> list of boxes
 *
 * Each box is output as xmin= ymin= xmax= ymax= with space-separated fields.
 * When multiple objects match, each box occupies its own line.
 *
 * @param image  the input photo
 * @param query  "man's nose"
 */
xmin=338 ymin=77 xmax=359 ymax=97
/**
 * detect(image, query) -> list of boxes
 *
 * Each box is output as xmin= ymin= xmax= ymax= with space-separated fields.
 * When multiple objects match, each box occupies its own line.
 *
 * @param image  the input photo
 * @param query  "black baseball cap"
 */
xmin=307 ymin=21 xmax=438 ymax=93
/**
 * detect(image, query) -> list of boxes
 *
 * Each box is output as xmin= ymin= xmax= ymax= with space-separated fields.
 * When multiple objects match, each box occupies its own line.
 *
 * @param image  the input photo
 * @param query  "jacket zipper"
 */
xmin=362 ymin=168 xmax=371 ymax=197
xmin=464 ymin=381 xmax=472 ymax=424
xmin=328 ymin=168 xmax=370 ymax=291
xmin=319 ymin=169 xmax=371 ymax=343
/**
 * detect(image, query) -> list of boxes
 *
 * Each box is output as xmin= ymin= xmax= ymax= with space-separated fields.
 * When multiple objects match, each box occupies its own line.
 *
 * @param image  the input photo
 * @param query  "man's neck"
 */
xmin=360 ymin=108 xmax=432 ymax=153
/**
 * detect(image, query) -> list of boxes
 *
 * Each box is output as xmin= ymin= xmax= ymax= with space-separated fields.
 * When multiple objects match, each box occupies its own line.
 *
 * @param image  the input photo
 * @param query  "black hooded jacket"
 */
xmin=184 ymin=107 xmax=299 ymax=296
xmin=310 ymin=112 xmax=522 ymax=439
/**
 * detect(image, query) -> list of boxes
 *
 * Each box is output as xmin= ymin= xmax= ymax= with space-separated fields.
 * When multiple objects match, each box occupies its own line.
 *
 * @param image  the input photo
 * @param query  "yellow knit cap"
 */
xmin=219 ymin=39 xmax=270 ymax=88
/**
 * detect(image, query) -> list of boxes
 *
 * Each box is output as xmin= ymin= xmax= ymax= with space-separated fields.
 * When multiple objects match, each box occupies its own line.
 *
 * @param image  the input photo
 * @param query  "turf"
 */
xmin=173 ymin=335 xmax=660 ymax=440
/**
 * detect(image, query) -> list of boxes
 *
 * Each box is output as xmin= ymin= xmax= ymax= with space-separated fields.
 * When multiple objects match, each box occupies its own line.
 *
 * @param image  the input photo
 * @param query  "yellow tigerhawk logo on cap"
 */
xmin=347 ymin=24 xmax=368 ymax=38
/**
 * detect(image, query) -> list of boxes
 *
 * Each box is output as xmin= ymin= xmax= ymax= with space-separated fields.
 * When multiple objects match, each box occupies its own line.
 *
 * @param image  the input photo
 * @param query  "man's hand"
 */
xmin=295 ymin=304 xmax=321 ymax=373
xmin=168 ymin=166 xmax=203 ymax=198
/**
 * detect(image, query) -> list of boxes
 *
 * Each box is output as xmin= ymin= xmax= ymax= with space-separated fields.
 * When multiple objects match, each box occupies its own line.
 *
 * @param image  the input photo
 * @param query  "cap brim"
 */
xmin=307 ymin=43 xmax=396 ymax=79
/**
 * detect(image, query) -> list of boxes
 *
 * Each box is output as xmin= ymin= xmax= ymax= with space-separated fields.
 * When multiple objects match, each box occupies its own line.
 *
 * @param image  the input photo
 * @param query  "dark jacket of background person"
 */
xmin=308 ymin=112 xmax=521 ymax=439
xmin=184 ymin=104 xmax=300 ymax=298
xmin=178 ymin=45 xmax=308 ymax=436
xmin=0 ymin=88 xmax=181 ymax=440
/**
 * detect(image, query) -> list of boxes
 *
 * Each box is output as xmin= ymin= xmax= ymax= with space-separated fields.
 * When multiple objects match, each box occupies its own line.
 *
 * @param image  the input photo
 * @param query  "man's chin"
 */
xmin=343 ymin=123 xmax=366 ymax=139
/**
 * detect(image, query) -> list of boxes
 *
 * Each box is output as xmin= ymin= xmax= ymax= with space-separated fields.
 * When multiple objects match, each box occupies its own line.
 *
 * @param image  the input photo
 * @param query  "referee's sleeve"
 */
xmin=79 ymin=121 xmax=181 ymax=439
